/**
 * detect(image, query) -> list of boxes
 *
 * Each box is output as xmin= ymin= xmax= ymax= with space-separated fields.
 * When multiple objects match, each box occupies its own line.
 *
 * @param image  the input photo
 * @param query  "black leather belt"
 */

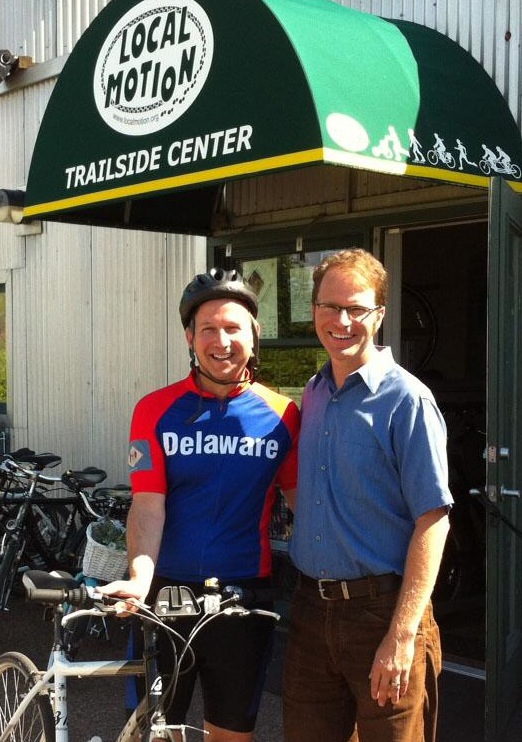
xmin=298 ymin=572 xmax=401 ymax=600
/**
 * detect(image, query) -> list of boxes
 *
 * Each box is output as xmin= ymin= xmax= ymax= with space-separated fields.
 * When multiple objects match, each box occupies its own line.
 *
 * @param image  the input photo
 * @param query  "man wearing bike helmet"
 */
xmin=103 ymin=268 xmax=299 ymax=742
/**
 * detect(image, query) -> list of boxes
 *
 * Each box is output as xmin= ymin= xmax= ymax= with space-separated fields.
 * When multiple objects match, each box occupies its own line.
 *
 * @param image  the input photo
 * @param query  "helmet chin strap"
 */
xmin=197 ymin=365 xmax=252 ymax=387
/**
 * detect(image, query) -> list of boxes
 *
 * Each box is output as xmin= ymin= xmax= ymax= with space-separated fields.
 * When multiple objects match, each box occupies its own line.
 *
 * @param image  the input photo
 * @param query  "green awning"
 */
xmin=23 ymin=0 xmax=522 ymax=234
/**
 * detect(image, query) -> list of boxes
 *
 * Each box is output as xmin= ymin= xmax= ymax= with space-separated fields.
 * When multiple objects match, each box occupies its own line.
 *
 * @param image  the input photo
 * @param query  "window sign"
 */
xmin=289 ymin=260 xmax=313 ymax=323
xmin=243 ymin=258 xmax=278 ymax=339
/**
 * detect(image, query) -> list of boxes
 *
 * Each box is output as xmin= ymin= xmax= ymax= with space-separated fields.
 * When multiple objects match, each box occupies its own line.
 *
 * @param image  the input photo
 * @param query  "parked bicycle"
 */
xmin=0 ymin=569 xmax=279 ymax=741
xmin=0 ymin=451 xmax=108 ymax=610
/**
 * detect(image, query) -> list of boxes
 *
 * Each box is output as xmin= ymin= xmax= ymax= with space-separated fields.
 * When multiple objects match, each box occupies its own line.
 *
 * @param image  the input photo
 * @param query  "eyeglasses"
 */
xmin=314 ymin=302 xmax=383 ymax=321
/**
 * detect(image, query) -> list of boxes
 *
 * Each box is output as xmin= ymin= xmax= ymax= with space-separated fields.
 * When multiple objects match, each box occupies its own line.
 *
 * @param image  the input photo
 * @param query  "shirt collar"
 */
xmin=187 ymin=368 xmax=252 ymax=398
xmin=314 ymin=346 xmax=395 ymax=394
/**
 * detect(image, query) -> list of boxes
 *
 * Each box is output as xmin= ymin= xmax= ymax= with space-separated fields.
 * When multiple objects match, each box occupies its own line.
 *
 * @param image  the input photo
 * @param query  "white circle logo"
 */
xmin=94 ymin=0 xmax=214 ymax=136
xmin=326 ymin=113 xmax=369 ymax=152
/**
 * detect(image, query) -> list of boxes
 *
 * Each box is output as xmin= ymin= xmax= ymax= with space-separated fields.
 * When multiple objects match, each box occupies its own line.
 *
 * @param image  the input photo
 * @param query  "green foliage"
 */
xmin=90 ymin=518 xmax=126 ymax=551
xmin=258 ymin=347 xmax=319 ymax=389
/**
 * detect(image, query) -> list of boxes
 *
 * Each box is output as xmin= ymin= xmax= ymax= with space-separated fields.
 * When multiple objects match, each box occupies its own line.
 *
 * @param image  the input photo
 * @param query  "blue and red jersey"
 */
xmin=128 ymin=371 xmax=299 ymax=581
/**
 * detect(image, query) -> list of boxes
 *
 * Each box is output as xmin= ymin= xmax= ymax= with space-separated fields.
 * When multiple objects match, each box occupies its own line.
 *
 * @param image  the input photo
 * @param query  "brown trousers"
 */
xmin=283 ymin=580 xmax=442 ymax=742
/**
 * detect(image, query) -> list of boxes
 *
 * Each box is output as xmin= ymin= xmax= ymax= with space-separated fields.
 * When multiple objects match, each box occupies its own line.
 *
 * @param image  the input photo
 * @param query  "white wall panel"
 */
xmin=91 ymin=228 xmax=169 ymax=482
xmin=20 ymin=221 xmax=93 ymax=468
xmin=88 ymin=230 xmax=205 ymax=483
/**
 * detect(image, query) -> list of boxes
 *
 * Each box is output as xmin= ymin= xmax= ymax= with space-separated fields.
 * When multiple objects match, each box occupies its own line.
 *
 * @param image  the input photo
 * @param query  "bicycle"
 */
xmin=478 ymin=156 xmax=522 ymax=178
xmin=0 ymin=449 xmax=63 ymax=563
xmin=0 ymin=569 xmax=280 ymax=741
xmin=427 ymin=148 xmax=456 ymax=169
xmin=0 ymin=452 xmax=108 ymax=610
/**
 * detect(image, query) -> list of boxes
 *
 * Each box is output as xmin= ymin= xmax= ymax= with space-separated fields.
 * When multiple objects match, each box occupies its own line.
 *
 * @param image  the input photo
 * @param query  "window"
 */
xmin=214 ymin=235 xmax=365 ymax=402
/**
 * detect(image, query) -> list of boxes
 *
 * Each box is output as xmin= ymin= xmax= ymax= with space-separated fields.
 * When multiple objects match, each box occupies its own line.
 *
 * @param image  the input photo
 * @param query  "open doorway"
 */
xmin=400 ymin=221 xmax=487 ymax=667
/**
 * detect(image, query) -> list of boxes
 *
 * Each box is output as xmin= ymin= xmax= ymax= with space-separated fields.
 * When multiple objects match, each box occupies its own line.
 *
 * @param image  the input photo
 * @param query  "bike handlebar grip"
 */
xmin=23 ymin=572 xmax=93 ymax=607
xmin=25 ymin=585 xmax=92 ymax=606
xmin=25 ymin=586 xmax=68 ymax=604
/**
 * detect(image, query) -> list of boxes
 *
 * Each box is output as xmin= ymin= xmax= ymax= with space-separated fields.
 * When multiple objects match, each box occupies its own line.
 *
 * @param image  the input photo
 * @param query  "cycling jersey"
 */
xmin=128 ymin=371 xmax=299 ymax=581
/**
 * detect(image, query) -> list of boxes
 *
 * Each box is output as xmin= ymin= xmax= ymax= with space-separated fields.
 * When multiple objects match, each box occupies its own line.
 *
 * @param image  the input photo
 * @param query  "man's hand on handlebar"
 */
xmin=96 ymin=578 xmax=150 ymax=615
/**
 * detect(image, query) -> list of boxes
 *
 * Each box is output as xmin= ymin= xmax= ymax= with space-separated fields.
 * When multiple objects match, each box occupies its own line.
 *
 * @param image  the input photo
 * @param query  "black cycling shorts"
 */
xmin=131 ymin=574 xmax=276 ymax=733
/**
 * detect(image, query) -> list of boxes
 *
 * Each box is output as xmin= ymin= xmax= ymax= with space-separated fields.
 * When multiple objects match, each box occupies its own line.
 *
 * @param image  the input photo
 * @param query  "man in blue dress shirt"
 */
xmin=283 ymin=248 xmax=453 ymax=742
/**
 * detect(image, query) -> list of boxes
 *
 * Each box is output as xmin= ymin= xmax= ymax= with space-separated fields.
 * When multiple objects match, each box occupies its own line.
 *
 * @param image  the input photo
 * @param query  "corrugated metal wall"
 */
xmin=0 ymin=0 xmax=111 ymax=60
xmin=0 ymin=0 xmax=519 ymax=482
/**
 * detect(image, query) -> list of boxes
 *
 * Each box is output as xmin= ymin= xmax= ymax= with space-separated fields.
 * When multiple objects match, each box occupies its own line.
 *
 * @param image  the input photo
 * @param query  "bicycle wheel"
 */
xmin=0 ymin=651 xmax=55 ymax=741
xmin=400 ymin=284 xmax=438 ymax=373
xmin=0 ymin=535 xmax=24 ymax=610
xmin=445 ymin=153 xmax=456 ymax=169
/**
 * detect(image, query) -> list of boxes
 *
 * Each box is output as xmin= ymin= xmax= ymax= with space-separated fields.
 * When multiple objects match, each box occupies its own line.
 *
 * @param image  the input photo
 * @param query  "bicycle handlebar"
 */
xmin=22 ymin=570 xmax=281 ymax=622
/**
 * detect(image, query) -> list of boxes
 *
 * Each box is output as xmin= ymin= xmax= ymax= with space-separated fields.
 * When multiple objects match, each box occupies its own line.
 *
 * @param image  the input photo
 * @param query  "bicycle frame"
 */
xmin=1 ymin=572 xmax=278 ymax=741
xmin=1 ymin=589 xmax=208 ymax=742
xmin=0 ymin=650 xmax=144 ymax=742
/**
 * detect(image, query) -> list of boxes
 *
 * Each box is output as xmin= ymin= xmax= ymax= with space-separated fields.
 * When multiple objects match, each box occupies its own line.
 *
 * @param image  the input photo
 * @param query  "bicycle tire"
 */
xmin=0 ymin=651 xmax=55 ymax=741
xmin=445 ymin=153 xmax=456 ymax=169
xmin=400 ymin=284 xmax=438 ymax=372
xmin=0 ymin=535 xmax=24 ymax=610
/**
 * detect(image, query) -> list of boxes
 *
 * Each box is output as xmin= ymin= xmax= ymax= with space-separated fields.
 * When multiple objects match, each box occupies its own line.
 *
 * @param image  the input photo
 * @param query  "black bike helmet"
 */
xmin=179 ymin=267 xmax=259 ymax=328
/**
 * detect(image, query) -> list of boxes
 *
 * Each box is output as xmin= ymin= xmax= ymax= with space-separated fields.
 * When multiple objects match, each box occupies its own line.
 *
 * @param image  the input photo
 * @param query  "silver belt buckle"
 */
xmin=318 ymin=579 xmax=350 ymax=600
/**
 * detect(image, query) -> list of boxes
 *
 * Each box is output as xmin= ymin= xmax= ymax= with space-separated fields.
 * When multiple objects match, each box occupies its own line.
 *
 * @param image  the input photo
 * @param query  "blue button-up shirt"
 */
xmin=290 ymin=347 xmax=453 ymax=580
